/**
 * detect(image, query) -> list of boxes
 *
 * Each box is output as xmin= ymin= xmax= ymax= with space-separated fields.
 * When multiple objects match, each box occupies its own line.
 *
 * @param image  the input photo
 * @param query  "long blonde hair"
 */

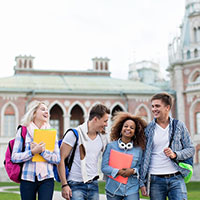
xmin=21 ymin=101 xmax=48 ymax=126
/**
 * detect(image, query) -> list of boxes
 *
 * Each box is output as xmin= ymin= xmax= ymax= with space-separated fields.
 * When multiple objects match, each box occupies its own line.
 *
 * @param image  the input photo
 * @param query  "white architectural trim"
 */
xmin=48 ymin=100 xmax=67 ymax=131
xmin=134 ymin=103 xmax=151 ymax=123
xmin=67 ymin=101 xmax=87 ymax=121
xmin=188 ymin=68 xmax=200 ymax=84
xmin=189 ymin=98 xmax=200 ymax=138
xmin=110 ymin=102 xmax=126 ymax=113
xmin=1 ymin=102 xmax=19 ymax=136
xmin=87 ymin=101 xmax=102 ymax=117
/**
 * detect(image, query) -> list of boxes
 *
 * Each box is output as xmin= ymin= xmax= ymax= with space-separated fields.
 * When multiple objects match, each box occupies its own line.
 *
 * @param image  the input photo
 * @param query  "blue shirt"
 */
xmin=140 ymin=117 xmax=195 ymax=187
xmin=101 ymin=140 xmax=143 ymax=196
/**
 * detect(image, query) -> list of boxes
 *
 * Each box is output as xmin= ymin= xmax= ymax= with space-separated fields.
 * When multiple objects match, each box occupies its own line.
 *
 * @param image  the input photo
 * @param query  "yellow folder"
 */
xmin=32 ymin=129 xmax=57 ymax=162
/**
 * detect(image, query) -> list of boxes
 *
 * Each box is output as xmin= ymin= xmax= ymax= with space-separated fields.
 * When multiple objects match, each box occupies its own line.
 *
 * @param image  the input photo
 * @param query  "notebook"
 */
xmin=108 ymin=149 xmax=133 ymax=184
xmin=32 ymin=129 xmax=57 ymax=162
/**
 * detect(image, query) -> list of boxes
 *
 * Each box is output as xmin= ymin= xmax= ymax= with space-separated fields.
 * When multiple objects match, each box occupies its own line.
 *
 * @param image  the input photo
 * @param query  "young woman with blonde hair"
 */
xmin=11 ymin=101 xmax=60 ymax=200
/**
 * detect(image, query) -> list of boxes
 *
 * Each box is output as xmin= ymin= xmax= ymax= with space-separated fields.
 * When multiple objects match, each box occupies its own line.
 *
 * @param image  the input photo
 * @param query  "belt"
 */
xmin=86 ymin=175 xmax=99 ymax=183
xmin=152 ymin=172 xmax=181 ymax=178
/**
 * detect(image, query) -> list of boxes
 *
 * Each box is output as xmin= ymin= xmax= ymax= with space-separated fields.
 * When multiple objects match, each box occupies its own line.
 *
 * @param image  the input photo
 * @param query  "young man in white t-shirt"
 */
xmin=140 ymin=93 xmax=194 ymax=200
xmin=58 ymin=104 xmax=110 ymax=200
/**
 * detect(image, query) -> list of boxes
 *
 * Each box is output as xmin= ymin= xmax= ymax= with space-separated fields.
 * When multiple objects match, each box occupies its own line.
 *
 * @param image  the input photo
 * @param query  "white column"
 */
xmin=174 ymin=65 xmax=185 ymax=122
xmin=65 ymin=115 xmax=70 ymax=131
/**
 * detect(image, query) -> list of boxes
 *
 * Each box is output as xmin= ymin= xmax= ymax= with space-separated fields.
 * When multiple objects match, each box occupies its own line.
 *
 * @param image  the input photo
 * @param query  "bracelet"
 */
xmin=62 ymin=183 xmax=69 ymax=188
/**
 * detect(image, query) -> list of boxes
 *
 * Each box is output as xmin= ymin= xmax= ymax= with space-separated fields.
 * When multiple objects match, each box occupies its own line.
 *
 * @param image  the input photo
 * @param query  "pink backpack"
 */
xmin=4 ymin=125 xmax=27 ymax=183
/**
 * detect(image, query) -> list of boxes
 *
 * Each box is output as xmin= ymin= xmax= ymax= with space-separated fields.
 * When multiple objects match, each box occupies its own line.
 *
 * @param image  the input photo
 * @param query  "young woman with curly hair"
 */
xmin=101 ymin=112 xmax=147 ymax=200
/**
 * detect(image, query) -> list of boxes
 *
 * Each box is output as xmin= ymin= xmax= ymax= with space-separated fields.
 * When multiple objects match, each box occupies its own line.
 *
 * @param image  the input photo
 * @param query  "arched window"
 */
xmin=192 ymin=71 xmax=200 ymax=83
xmin=196 ymin=112 xmax=200 ymax=134
xmin=194 ymin=27 xmax=197 ymax=42
xmin=50 ymin=104 xmax=63 ymax=139
xmin=29 ymin=60 xmax=32 ymax=68
xmin=135 ymin=106 xmax=148 ymax=122
xmin=24 ymin=60 xmax=27 ymax=68
xmin=187 ymin=50 xmax=191 ymax=59
xmin=19 ymin=59 xmax=22 ymax=68
xmin=198 ymin=27 xmax=200 ymax=42
xmin=105 ymin=62 xmax=108 ymax=71
xmin=194 ymin=49 xmax=198 ymax=58
xmin=100 ymin=62 xmax=103 ymax=70
xmin=70 ymin=105 xmax=84 ymax=128
xmin=111 ymin=105 xmax=123 ymax=119
xmin=3 ymin=105 xmax=16 ymax=137
xmin=96 ymin=62 xmax=98 ymax=70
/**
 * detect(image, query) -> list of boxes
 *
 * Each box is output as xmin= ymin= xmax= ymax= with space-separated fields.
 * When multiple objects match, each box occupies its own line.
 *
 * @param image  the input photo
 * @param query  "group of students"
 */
xmin=11 ymin=92 xmax=195 ymax=200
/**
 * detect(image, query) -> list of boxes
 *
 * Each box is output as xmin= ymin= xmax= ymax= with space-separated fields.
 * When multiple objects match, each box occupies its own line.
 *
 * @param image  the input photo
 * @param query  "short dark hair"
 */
xmin=151 ymin=92 xmax=173 ymax=108
xmin=89 ymin=104 xmax=110 ymax=121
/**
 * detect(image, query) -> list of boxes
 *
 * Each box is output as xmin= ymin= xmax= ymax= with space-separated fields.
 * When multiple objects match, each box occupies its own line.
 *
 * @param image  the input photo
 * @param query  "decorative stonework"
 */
xmin=105 ymin=101 xmax=111 ymax=108
xmin=84 ymin=100 xmax=91 ymax=108
xmin=64 ymin=100 xmax=70 ymax=107
xmin=2 ymin=96 xmax=17 ymax=101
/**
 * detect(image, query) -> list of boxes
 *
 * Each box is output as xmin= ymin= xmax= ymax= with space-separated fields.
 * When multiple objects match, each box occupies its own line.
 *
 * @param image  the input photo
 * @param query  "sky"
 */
xmin=0 ymin=0 xmax=186 ymax=79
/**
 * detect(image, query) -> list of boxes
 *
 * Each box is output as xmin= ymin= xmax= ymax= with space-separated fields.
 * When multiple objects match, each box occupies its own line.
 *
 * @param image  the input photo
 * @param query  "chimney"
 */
xmin=92 ymin=57 xmax=110 ymax=72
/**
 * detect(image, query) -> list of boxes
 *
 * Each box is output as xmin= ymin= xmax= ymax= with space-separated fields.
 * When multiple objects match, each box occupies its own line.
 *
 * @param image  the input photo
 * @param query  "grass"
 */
xmin=0 ymin=181 xmax=200 ymax=200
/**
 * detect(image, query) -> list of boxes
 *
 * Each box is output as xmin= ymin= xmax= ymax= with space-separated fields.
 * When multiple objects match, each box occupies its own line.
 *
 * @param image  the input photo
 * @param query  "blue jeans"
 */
xmin=106 ymin=191 xmax=139 ymax=200
xmin=20 ymin=178 xmax=54 ymax=200
xmin=68 ymin=180 xmax=99 ymax=200
xmin=150 ymin=174 xmax=187 ymax=200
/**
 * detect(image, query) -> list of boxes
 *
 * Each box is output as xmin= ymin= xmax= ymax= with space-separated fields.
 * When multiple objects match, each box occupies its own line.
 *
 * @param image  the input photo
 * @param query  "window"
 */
xmin=194 ymin=49 xmax=198 ymax=58
xmin=194 ymin=27 xmax=197 ymax=42
xmin=3 ymin=105 xmax=16 ymax=137
xmin=198 ymin=27 xmax=200 ymax=42
xmin=4 ymin=115 xmax=16 ymax=137
xmin=50 ymin=119 xmax=60 ymax=137
xmin=196 ymin=112 xmax=200 ymax=134
xmin=70 ymin=120 xmax=80 ymax=128
xmin=187 ymin=50 xmax=191 ymax=59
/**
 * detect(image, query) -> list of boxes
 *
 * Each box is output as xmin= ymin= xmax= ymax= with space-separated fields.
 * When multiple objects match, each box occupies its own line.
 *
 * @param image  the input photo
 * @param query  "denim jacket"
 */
xmin=101 ymin=141 xmax=143 ymax=196
xmin=140 ymin=117 xmax=195 ymax=187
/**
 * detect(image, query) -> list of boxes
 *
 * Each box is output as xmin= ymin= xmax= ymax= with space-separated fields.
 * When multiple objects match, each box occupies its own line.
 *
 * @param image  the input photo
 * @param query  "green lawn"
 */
xmin=0 ymin=181 xmax=200 ymax=200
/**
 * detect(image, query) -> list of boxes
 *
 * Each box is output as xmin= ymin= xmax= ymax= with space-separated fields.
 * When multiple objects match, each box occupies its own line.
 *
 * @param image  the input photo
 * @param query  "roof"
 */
xmin=0 ymin=74 xmax=162 ymax=95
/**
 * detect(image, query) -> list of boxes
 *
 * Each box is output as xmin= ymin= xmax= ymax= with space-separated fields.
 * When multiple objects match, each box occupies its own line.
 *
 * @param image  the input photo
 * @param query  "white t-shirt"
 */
xmin=149 ymin=123 xmax=177 ymax=174
xmin=63 ymin=130 xmax=103 ymax=182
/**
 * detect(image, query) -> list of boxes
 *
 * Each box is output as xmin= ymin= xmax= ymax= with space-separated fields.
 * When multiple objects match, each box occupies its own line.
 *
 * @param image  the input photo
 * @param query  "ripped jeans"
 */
xmin=150 ymin=174 xmax=187 ymax=200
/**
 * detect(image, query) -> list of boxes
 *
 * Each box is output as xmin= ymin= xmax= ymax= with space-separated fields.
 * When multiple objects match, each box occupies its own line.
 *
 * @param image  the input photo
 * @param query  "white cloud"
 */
xmin=0 ymin=0 xmax=185 ymax=79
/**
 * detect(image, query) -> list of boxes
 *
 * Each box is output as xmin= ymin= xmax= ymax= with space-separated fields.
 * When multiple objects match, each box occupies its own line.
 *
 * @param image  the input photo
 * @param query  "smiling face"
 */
xmin=94 ymin=113 xmax=109 ymax=133
xmin=33 ymin=103 xmax=49 ymax=126
xmin=121 ymin=119 xmax=136 ymax=141
xmin=151 ymin=99 xmax=170 ymax=120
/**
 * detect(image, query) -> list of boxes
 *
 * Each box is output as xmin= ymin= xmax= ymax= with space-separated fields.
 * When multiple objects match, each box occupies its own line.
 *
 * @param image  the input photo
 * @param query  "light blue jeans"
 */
xmin=106 ymin=190 xmax=139 ymax=200
xmin=150 ymin=174 xmax=187 ymax=200
xmin=68 ymin=180 xmax=99 ymax=200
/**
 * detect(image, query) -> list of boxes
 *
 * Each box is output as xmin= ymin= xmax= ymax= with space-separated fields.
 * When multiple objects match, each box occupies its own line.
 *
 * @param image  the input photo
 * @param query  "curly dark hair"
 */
xmin=110 ymin=112 xmax=147 ymax=150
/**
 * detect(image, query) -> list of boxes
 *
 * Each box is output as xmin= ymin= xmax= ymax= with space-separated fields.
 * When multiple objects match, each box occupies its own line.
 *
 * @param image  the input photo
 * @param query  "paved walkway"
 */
xmin=0 ymin=186 xmax=146 ymax=199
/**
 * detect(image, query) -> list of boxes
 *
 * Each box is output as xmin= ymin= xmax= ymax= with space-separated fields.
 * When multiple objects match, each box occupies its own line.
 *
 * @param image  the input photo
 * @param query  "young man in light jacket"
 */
xmin=58 ymin=104 xmax=110 ymax=200
xmin=140 ymin=92 xmax=194 ymax=200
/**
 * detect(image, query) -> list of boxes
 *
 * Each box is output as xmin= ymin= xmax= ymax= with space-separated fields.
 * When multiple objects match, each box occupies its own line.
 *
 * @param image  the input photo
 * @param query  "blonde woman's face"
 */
xmin=34 ymin=103 xmax=49 ymax=123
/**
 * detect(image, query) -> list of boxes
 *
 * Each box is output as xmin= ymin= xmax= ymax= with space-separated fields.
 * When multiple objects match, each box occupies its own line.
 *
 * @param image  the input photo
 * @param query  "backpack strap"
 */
xmin=169 ymin=119 xmax=179 ymax=148
xmin=17 ymin=125 xmax=27 ymax=152
xmin=63 ymin=128 xmax=79 ymax=171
